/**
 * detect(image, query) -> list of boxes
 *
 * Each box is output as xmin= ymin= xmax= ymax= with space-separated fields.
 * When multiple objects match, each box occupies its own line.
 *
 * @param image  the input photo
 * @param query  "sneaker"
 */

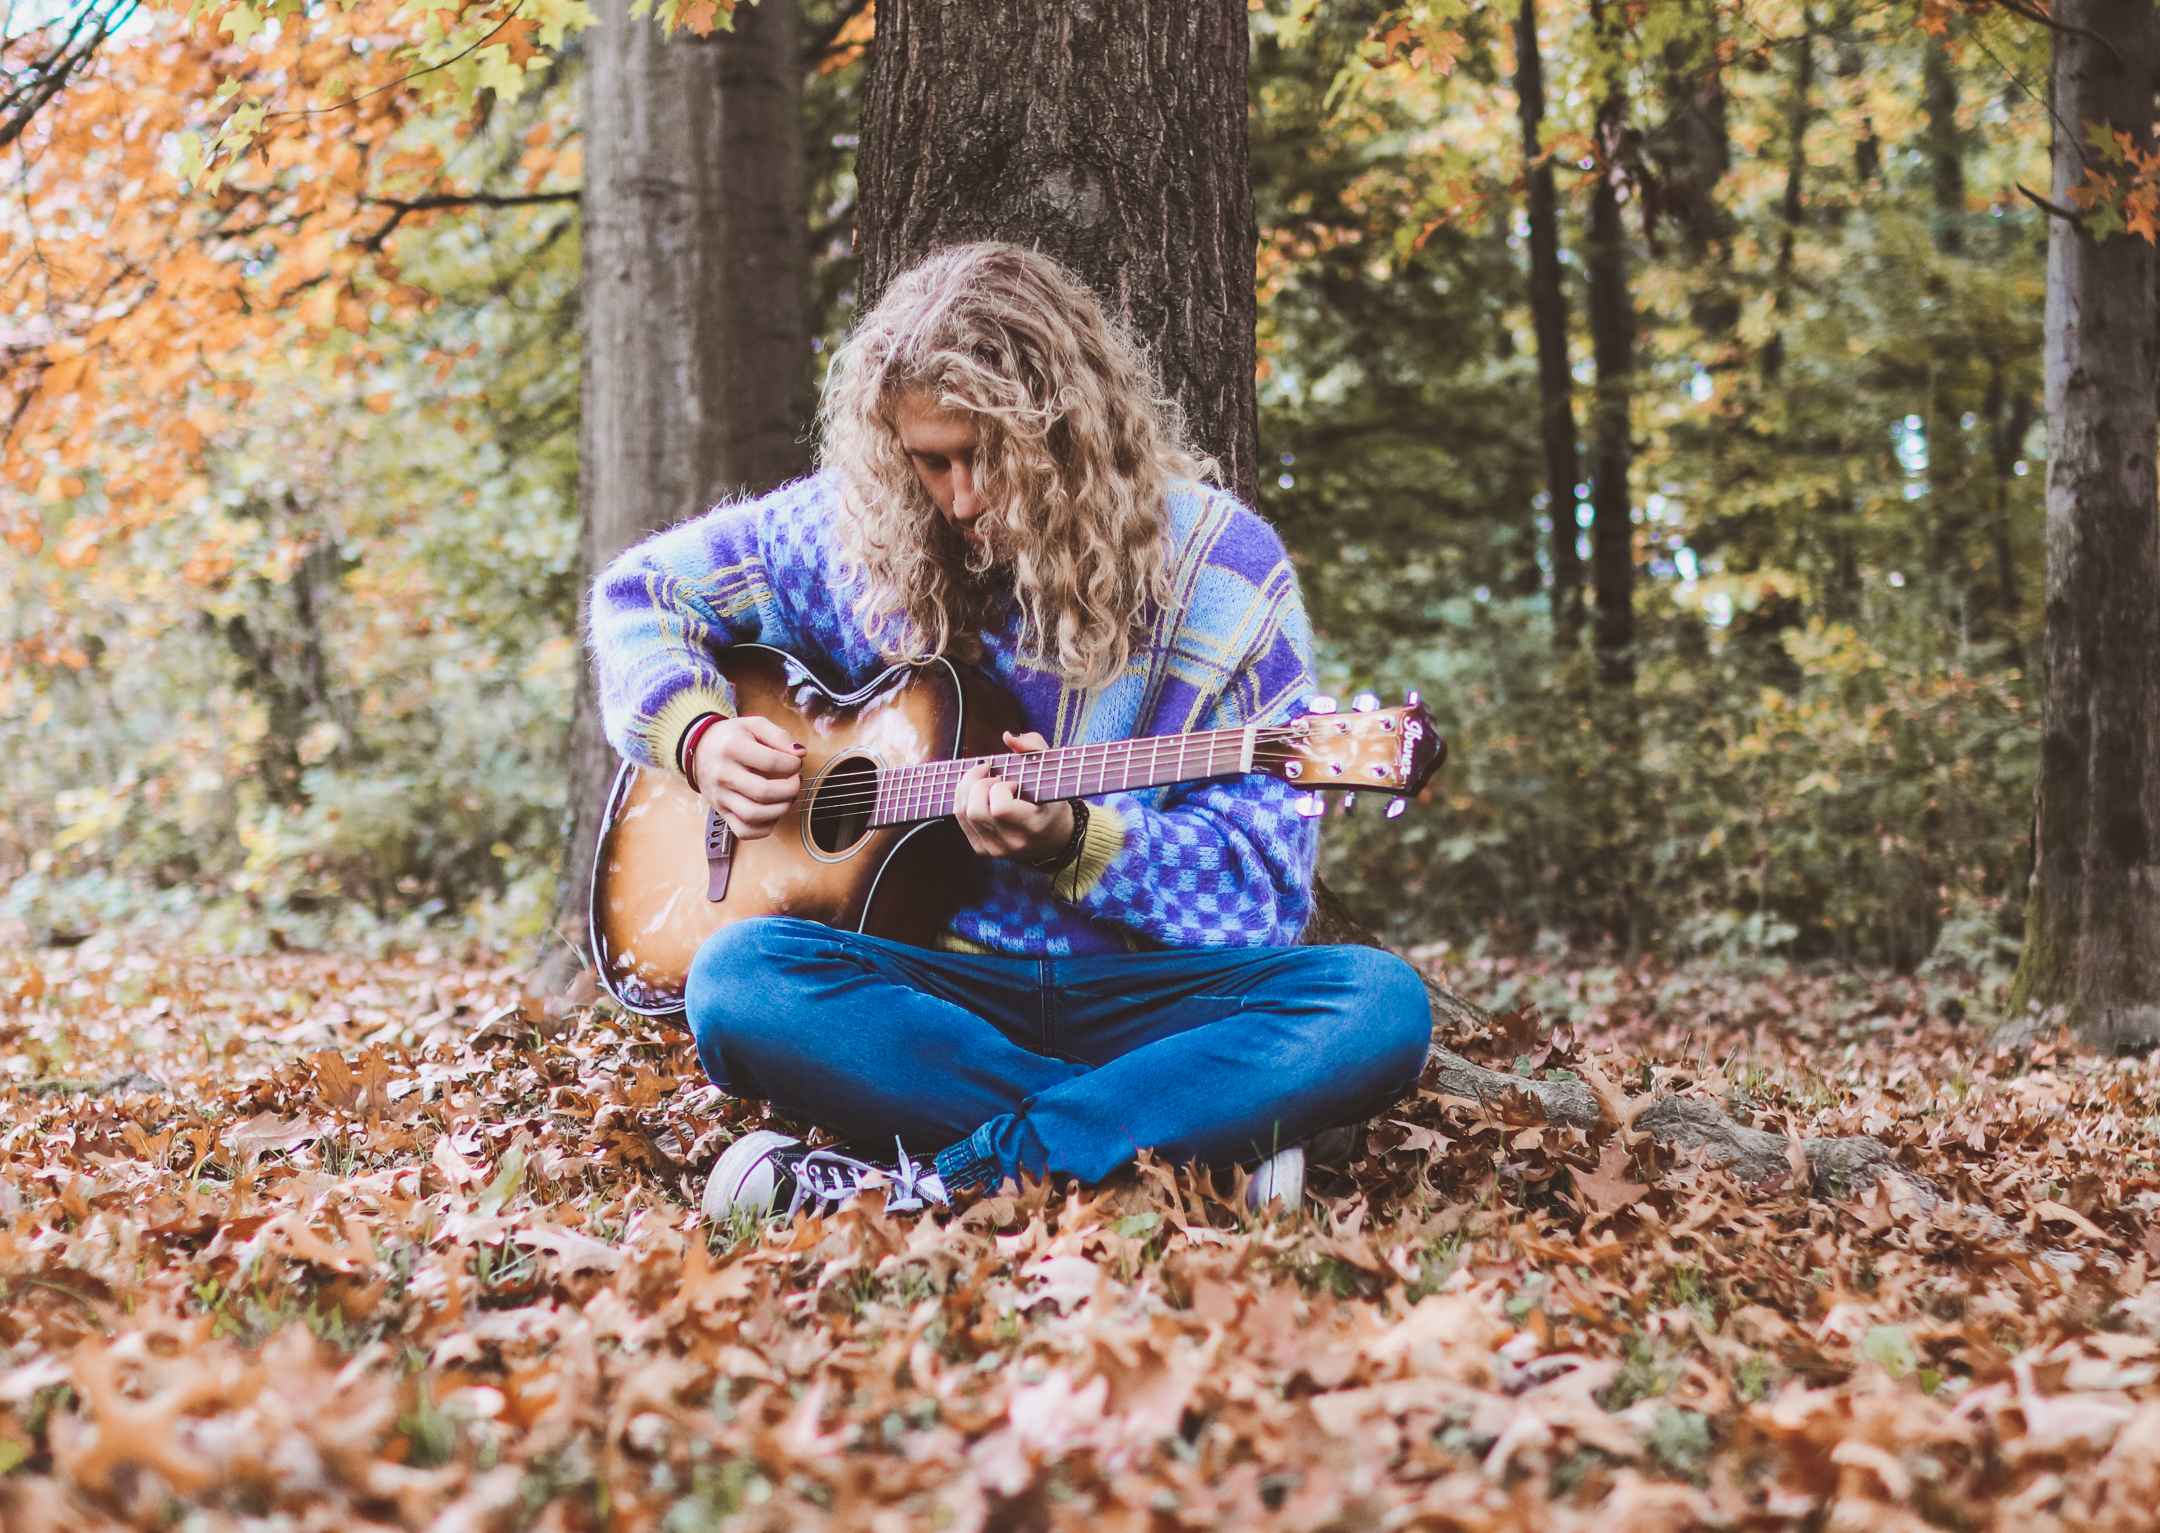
xmin=702 ymin=1129 xmax=948 ymax=1222
xmin=1245 ymin=1144 xmax=1306 ymax=1211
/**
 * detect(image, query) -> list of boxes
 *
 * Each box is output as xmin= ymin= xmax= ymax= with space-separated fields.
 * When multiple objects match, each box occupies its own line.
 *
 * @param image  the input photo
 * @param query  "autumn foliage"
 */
xmin=2 ymin=943 xmax=2158 ymax=1529
xmin=0 ymin=1 xmax=571 ymax=604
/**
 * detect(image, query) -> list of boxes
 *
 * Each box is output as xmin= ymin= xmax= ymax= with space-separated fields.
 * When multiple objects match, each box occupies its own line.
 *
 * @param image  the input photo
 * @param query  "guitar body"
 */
xmin=589 ymin=645 xmax=1020 ymax=1016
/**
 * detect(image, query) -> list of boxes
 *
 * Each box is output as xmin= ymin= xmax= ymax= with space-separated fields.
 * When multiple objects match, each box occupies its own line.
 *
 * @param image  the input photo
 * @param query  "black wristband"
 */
xmin=1028 ymin=799 xmax=1089 ymax=874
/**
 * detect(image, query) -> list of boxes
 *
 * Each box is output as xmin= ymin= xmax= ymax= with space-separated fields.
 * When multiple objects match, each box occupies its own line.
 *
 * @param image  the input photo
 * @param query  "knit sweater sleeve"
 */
xmin=588 ymin=481 xmax=860 ymax=774
xmin=1052 ymin=536 xmax=1320 ymax=948
xmin=1056 ymin=773 xmax=1318 ymax=948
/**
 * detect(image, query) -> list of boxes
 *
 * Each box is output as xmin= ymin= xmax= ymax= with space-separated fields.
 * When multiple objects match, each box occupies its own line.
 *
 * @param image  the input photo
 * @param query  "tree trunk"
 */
xmin=1774 ymin=9 xmax=1810 ymax=288
xmin=1984 ymin=359 xmax=2034 ymax=669
xmin=1515 ymin=0 xmax=1583 ymax=649
xmin=1921 ymin=33 xmax=1966 ymax=255
xmin=2004 ymin=0 xmax=2160 ymax=1052
xmin=1585 ymin=35 xmax=1636 ymax=685
xmin=854 ymin=0 xmax=1258 ymax=502
xmin=551 ymin=0 xmax=814 ymax=971
xmin=1760 ymin=7 xmax=1809 ymax=390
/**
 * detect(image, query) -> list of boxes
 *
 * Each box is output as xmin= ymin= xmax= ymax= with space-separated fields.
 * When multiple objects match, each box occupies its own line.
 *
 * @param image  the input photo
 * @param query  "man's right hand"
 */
xmin=691 ymin=715 xmax=805 ymax=839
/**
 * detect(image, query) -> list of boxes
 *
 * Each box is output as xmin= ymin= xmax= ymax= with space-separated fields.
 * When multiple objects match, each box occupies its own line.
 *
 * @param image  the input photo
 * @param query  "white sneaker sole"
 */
xmin=1247 ymin=1145 xmax=1306 ymax=1211
xmin=702 ymin=1129 xmax=802 ymax=1222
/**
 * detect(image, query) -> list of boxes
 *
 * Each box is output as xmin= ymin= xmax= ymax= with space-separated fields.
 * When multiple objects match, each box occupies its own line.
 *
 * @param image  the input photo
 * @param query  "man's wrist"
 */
xmin=1028 ymin=800 xmax=1088 ymax=872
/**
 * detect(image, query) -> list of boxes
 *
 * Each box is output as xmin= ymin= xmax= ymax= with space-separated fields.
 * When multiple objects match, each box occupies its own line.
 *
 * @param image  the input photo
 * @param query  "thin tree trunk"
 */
xmin=1985 ymin=360 xmax=2034 ymax=669
xmin=1921 ymin=34 xmax=1966 ymax=255
xmin=1774 ymin=10 xmax=1810 ymax=289
xmin=552 ymin=0 xmax=814 ymax=972
xmin=1585 ymin=20 xmax=1636 ymax=685
xmin=2004 ymin=0 xmax=2160 ymax=1052
xmin=854 ymin=0 xmax=1258 ymax=502
xmin=1516 ymin=0 xmax=1583 ymax=648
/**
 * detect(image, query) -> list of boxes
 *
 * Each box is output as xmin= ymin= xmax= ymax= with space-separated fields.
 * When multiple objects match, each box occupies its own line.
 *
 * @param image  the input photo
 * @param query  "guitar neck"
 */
xmin=869 ymin=726 xmax=1257 ymax=828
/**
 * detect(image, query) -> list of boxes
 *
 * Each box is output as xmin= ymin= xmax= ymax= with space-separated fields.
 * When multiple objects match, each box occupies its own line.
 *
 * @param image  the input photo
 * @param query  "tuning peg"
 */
xmin=1405 ymin=688 xmax=1421 ymax=707
xmin=1305 ymin=695 xmax=1337 ymax=715
xmin=1293 ymin=793 xmax=1327 ymax=817
xmin=1351 ymin=691 xmax=1381 ymax=713
xmin=1386 ymin=798 xmax=1408 ymax=819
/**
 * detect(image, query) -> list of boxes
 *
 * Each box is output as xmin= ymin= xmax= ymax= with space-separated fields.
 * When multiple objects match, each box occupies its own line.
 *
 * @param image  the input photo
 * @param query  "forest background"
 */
xmin=8 ymin=3 xmax=2160 ymax=1529
xmin=0 ymin=0 xmax=2063 ymax=1003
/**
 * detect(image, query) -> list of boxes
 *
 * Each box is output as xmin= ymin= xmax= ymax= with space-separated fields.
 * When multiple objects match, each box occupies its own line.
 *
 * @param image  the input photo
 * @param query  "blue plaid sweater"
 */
xmin=588 ymin=473 xmax=1319 ymax=955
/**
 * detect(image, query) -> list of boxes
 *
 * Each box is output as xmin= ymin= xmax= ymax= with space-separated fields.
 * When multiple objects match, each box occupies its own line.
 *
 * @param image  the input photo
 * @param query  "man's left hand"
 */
xmin=954 ymin=730 xmax=1075 ymax=862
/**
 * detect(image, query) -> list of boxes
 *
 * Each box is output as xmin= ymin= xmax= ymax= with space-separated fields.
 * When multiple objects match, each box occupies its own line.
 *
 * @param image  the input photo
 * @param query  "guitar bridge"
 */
xmin=704 ymin=810 xmax=736 ymax=902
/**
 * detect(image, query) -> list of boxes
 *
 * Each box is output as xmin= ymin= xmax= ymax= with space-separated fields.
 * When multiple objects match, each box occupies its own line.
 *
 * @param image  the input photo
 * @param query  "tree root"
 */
xmin=9 ymin=1071 xmax=167 ymax=1099
xmin=1303 ymin=879 xmax=1930 ymax=1205
xmin=1419 ymin=1041 xmax=1915 ymax=1202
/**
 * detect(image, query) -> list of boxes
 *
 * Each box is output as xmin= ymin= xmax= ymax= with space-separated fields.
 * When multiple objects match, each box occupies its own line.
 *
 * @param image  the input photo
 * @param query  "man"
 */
xmin=590 ymin=243 xmax=1430 ymax=1220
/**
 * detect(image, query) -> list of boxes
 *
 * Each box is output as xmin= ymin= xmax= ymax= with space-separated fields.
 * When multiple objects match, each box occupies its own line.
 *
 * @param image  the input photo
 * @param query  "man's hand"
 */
xmin=955 ymin=730 xmax=1075 ymax=862
xmin=691 ymin=715 xmax=805 ymax=839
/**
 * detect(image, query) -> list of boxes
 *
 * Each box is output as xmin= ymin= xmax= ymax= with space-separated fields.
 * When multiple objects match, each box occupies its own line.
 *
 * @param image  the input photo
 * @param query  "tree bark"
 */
xmin=854 ymin=0 xmax=1258 ymax=502
xmin=1921 ymin=33 xmax=1966 ymax=255
xmin=552 ymin=0 xmax=815 ymax=971
xmin=1585 ymin=21 xmax=1636 ymax=685
xmin=1515 ymin=0 xmax=1584 ymax=649
xmin=2004 ymin=0 xmax=2160 ymax=1052
xmin=1761 ymin=5 xmax=1809 ymax=385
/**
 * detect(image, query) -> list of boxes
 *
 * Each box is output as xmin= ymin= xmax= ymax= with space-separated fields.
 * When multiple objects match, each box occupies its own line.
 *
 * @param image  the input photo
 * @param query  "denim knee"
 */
xmin=684 ymin=917 xmax=822 ymax=1089
xmin=1320 ymin=944 xmax=1434 ymax=1081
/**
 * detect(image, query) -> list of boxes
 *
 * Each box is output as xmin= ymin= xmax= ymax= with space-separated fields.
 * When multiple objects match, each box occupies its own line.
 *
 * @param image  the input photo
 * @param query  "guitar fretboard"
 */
xmin=869 ymin=727 xmax=1257 ymax=828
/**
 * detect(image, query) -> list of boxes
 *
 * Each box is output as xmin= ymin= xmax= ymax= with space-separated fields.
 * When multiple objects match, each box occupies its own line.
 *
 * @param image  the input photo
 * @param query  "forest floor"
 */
xmin=0 ymin=940 xmax=2156 ymax=1532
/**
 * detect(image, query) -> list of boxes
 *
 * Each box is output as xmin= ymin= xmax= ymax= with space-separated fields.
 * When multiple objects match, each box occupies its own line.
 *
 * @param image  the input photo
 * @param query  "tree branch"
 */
xmin=0 ymin=0 xmax=138 ymax=152
xmin=361 ymin=190 xmax=581 ymax=214
xmin=2018 ymin=181 xmax=2089 ymax=225
xmin=358 ymin=191 xmax=578 ymax=253
xmin=1989 ymin=0 xmax=2125 ymax=67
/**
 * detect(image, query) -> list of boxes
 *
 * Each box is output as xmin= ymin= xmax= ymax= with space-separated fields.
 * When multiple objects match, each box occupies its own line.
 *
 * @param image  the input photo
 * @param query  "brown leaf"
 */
xmin=1574 ymin=1140 xmax=1649 ymax=1219
xmin=312 ymin=1049 xmax=359 ymax=1111
xmin=1577 ymin=1052 xmax=1650 ymax=1146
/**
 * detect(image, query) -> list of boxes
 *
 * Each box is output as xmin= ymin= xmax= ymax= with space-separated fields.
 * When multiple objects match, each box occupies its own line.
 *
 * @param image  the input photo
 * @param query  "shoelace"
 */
xmin=780 ymin=1138 xmax=939 ymax=1218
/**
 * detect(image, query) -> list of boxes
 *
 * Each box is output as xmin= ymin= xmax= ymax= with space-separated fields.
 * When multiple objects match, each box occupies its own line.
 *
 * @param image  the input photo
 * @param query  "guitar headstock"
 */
xmin=1258 ymin=690 xmax=1447 ymax=818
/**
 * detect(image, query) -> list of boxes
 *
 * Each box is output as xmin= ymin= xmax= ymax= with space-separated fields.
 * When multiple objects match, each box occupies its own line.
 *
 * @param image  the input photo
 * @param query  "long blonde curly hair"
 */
xmin=818 ymin=242 xmax=1210 ymax=689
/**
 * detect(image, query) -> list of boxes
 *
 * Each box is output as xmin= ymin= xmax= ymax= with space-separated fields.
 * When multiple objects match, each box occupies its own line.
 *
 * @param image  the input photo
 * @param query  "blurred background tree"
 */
xmin=3 ymin=0 xmax=2145 ymax=1042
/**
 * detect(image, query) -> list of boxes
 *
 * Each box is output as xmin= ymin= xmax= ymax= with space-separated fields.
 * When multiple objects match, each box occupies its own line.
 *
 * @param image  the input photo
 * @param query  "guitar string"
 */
xmin=752 ymin=750 xmax=1366 ymax=836
xmin=757 ymin=715 xmax=1409 ymax=820
xmin=795 ymin=734 xmax=1313 ymax=815
xmin=802 ymin=741 xmax=1344 ymax=814
xmin=775 ymin=742 xmax=1369 ymax=823
xmin=812 ymin=751 xmax=1304 ymax=824
xmin=799 ymin=760 xmax=1330 ymax=825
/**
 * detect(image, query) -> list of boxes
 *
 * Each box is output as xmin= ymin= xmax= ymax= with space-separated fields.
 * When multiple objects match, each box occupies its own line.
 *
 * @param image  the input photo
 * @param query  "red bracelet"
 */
xmin=679 ymin=712 xmax=726 ymax=793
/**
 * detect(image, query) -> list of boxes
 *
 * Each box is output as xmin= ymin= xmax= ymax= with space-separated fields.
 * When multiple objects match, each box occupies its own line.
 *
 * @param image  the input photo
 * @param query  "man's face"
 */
xmin=894 ymin=392 xmax=990 ymax=552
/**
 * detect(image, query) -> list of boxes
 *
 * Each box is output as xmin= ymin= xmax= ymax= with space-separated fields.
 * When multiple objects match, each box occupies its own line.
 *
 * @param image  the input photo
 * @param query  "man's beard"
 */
xmin=933 ymin=510 xmax=1012 ymax=588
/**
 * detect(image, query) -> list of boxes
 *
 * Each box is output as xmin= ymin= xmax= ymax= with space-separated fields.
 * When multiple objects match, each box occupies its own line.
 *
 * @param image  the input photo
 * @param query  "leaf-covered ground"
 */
xmin=1 ymin=942 xmax=2156 ymax=1531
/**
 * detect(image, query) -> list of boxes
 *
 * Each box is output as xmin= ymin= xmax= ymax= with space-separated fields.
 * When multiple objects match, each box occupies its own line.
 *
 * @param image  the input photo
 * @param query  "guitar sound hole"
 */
xmin=807 ymin=753 xmax=879 ymax=854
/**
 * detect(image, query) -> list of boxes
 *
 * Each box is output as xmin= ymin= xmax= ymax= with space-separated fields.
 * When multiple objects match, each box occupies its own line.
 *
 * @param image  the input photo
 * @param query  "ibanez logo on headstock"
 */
xmin=1265 ymin=689 xmax=1447 ymax=819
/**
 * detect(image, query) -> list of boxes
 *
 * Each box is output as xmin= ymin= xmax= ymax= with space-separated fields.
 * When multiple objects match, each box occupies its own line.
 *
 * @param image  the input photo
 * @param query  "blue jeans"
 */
xmin=684 ymin=917 xmax=1432 ymax=1190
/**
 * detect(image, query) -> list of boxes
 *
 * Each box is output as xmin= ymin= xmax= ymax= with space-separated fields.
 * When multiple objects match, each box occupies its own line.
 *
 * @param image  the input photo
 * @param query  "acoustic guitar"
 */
xmin=589 ymin=644 xmax=1445 ymax=1016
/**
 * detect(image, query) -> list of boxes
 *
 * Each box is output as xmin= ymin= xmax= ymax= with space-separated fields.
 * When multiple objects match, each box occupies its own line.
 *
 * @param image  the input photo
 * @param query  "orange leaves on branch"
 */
xmin=1345 ymin=2 xmax=1468 ymax=80
xmin=0 ymin=0 xmax=580 ymax=648
xmin=631 ymin=0 xmax=738 ymax=35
